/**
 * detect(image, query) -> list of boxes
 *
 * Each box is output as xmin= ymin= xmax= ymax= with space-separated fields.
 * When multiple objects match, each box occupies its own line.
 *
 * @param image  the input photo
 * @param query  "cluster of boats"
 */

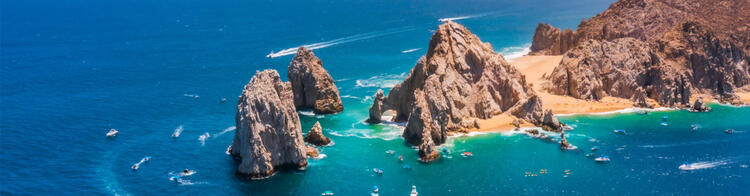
xmin=323 ymin=185 xmax=418 ymax=196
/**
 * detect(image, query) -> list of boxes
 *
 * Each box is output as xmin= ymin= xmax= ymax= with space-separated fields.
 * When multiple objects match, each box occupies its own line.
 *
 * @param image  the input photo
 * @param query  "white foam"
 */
xmin=213 ymin=126 xmax=236 ymax=138
xmin=298 ymin=110 xmax=324 ymax=118
xmin=198 ymin=132 xmax=210 ymax=146
xmin=355 ymin=73 xmax=407 ymax=89
xmin=679 ymin=160 xmax=730 ymax=170
xmin=310 ymin=153 xmax=327 ymax=160
xmin=555 ymin=107 xmax=678 ymax=116
xmin=340 ymin=95 xmax=361 ymax=100
xmin=172 ymin=125 xmax=183 ymax=138
xmin=266 ymin=27 xmax=417 ymax=58
xmin=499 ymin=44 xmax=531 ymax=61
xmin=183 ymin=93 xmax=199 ymax=98
xmin=401 ymin=48 xmax=421 ymax=53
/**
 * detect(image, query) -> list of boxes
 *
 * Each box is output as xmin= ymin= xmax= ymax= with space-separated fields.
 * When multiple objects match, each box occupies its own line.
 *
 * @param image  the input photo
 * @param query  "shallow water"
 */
xmin=2 ymin=0 xmax=749 ymax=195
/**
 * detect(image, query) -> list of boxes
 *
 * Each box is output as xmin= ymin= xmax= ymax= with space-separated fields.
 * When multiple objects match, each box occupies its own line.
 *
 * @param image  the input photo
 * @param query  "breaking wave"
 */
xmin=499 ymin=43 xmax=531 ymax=61
xmin=266 ymin=27 xmax=417 ymax=58
xmin=355 ymin=73 xmax=406 ymax=88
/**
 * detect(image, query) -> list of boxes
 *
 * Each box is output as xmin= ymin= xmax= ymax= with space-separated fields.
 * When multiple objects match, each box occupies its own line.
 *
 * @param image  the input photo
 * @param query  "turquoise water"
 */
xmin=2 ymin=0 xmax=749 ymax=195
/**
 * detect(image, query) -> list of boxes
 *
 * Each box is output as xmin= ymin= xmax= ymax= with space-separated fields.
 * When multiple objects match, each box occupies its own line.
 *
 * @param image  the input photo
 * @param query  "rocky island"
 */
xmin=288 ymin=47 xmax=344 ymax=114
xmin=368 ymin=21 xmax=561 ymax=161
xmin=529 ymin=0 xmax=750 ymax=106
xmin=231 ymin=70 xmax=308 ymax=179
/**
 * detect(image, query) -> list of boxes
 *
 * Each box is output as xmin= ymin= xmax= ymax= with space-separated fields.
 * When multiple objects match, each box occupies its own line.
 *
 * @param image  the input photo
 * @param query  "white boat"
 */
xmin=595 ymin=156 xmax=611 ymax=163
xmin=410 ymin=185 xmax=418 ymax=196
xmin=724 ymin=129 xmax=735 ymax=134
xmin=371 ymin=186 xmax=379 ymax=196
xmin=106 ymin=129 xmax=118 ymax=137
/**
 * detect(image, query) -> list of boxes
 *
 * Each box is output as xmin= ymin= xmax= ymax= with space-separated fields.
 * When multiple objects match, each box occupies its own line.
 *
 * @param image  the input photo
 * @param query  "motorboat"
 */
xmin=595 ymin=156 xmax=611 ymax=163
xmin=591 ymin=146 xmax=599 ymax=151
xmin=613 ymin=129 xmax=626 ymax=134
xmin=724 ymin=129 xmax=735 ymax=134
xmin=373 ymin=168 xmax=383 ymax=175
xmin=461 ymin=152 xmax=473 ymax=157
xmin=106 ymin=129 xmax=118 ymax=137
xmin=321 ymin=190 xmax=334 ymax=196
xmin=410 ymin=185 xmax=418 ymax=196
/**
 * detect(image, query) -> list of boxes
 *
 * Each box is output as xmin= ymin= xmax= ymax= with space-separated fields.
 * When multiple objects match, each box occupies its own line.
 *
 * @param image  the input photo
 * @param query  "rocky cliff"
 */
xmin=368 ymin=21 xmax=560 ymax=161
xmin=288 ymin=47 xmax=344 ymax=114
xmin=231 ymin=70 xmax=307 ymax=179
xmin=534 ymin=0 xmax=749 ymax=106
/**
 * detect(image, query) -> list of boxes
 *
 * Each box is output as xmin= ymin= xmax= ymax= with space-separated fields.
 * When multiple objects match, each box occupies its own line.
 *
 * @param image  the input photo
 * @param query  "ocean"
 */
xmin=2 ymin=0 xmax=749 ymax=195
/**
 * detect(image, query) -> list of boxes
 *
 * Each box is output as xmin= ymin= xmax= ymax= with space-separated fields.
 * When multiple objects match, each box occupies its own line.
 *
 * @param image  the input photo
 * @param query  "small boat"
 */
xmin=371 ymin=186 xmax=379 ymax=195
xmin=441 ymin=147 xmax=449 ymax=153
xmin=724 ymin=129 xmax=735 ymax=134
xmin=410 ymin=185 xmax=418 ymax=196
xmin=402 ymin=164 xmax=411 ymax=169
xmin=613 ymin=129 xmax=626 ymax=134
xmin=220 ymin=98 xmax=227 ymax=103
xmin=131 ymin=164 xmax=139 ymax=170
xmin=385 ymin=150 xmax=395 ymax=155
xmin=373 ymin=168 xmax=383 ymax=175
xmin=595 ymin=156 xmax=611 ymax=163
xmin=591 ymin=146 xmax=599 ymax=151
xmin=691 ymin=125 xmax=698 ymax=131
xmin=106 ymin=129 xmax=118 ymax=137
xmin=461 ymin=152 xmax=473 ymax=157
xmin=585 ymin=153 xmax=596 ymax=158
xmin=636 ymin=110 xmax=648 ymax=115
xmin=321 ymin=190 xmax=334 ymax=196
xmin=144 ymin=156 xmax=151 ymax=162
xmin=678 ymin=162 xmax=695 ymax=170
xmin=660 ymin=122 xmax=669 ymax=126
xmin=398 ymin=155 xmax=403 ymax=162
xmin=662 ymin=116 xmax=668 ymax=121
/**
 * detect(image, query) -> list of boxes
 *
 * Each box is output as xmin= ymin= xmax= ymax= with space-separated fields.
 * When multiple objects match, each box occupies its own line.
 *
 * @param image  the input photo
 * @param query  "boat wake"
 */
xmin=640 ymin=138 xmax=736 ymax=149
xmin=198 ymin=132 xmax=210 ymax=146
xmin=266 ymin=27 xmax=417 ymax=58
xmin=213 ymin=126 xmax=236 ymax=138
xmin=679 ymin=159 xmax=731 ymax=171
xmin=172 ymin=125 xmax=183 ymax=138
xmin=401 ymin=48 xmax=421 ymax=53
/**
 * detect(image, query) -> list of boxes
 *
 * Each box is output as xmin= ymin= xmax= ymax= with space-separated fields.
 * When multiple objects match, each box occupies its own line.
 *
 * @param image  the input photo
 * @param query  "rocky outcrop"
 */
xmin=417 ymin=130 xmax=440 ymax=162
xmin=632 ymin=87 xmax=654 ymax=108
xmin=304 ymin=121 xmax=332 ymax=146
xmin=690 ymin=97 xmax=711 ymax=112
xmin=305 ymin=145 xmax=319 ymax=158
xmin=367 ymin=21 xmax=561 ymax=161
xmin=366 ymin=89 xmax=387 ymax=123
xmin=288 ymin=47 xmax=344 ymax=114
xmin=559 ymin=131 xmax=571 ymax=150
xmin=232 ymin=70 xmax=307 ymax=179
xmin=533 ymin=0 xmax=750 ymax=106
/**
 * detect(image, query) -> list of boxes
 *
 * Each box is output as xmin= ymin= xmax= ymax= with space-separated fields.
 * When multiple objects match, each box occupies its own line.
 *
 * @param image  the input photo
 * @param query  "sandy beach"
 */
xmin=470 ymin=55 xmax=639 ymax=133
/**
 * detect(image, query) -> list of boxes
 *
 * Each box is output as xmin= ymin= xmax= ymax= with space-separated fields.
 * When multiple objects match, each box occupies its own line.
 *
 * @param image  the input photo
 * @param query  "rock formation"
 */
xmin=305 ymin=145 xmax=319 ymax=158
xmin=559 ymin=131 xmax=571 ymax=150
xmin=367 ymin=21 xmax=561 ymax=161
xmin=288 ymin=47 xmax=344 ymax=114
xmin=532 ymin=0 xmax=750 ymax=106
xmin=232 ymin=70 xmax=307 ymax=179
xmin=304 ymin=121 xmax=332 ymax=146
xmin=690 ymin=97 xmax=711 ymax=112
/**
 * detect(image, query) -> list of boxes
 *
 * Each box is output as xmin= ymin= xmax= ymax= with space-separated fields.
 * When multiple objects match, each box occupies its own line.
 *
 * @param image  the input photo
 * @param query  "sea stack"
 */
xmin=288 ymin=47 xmax=344 ymax=114
xmin=367 ymin=21 xmax=561 ymax=161
xmin=304 ymin=121 xmax=332 ymax=146
xmin=531 ymin=0 xmax=750 ymax=106
xmin=231 ymin=70 xmax=307 ymax=179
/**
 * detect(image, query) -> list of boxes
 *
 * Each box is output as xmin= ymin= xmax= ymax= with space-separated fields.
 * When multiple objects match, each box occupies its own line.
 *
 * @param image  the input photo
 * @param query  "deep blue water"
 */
xmin=2 ymin=0 xmax=749 ymax=195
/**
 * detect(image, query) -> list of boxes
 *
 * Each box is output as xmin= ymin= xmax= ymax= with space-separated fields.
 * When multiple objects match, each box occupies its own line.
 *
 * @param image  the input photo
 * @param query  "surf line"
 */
xmin=266 ymin=26 xmax=417 ymax=58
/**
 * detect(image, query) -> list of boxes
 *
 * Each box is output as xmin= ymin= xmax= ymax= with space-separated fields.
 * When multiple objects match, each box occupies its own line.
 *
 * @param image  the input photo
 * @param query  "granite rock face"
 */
xmin=366 ymin=89 xmax=387 ymax=123
xmin=304 ymin=121 xmax=332 ymax=146
xmin=532 ymin=0 xmax=750 ymax=105
xmin=368 ymin=21 xmax=560 ymax=161
xmin=232 ymin=70 xmax=307 ymax=179
xmin=288 ymin=47 xmax=344 ymax=114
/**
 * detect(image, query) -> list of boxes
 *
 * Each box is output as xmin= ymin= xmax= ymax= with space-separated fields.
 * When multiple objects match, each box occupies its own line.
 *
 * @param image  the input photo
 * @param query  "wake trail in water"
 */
xmin=679 ymin=159 xmax=731 ymax=170
xmin=266 ymin=27 xmax=417 ymax=58
xmin=213 ymin=126 xmax=236 ymax=138
xmin=172 ymin=125 xmax=183 ymax=138
xmin=640 ymin=138 xmax=737 ymax=149
xmin=198 ymin=132 xmax=210 ymax=146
